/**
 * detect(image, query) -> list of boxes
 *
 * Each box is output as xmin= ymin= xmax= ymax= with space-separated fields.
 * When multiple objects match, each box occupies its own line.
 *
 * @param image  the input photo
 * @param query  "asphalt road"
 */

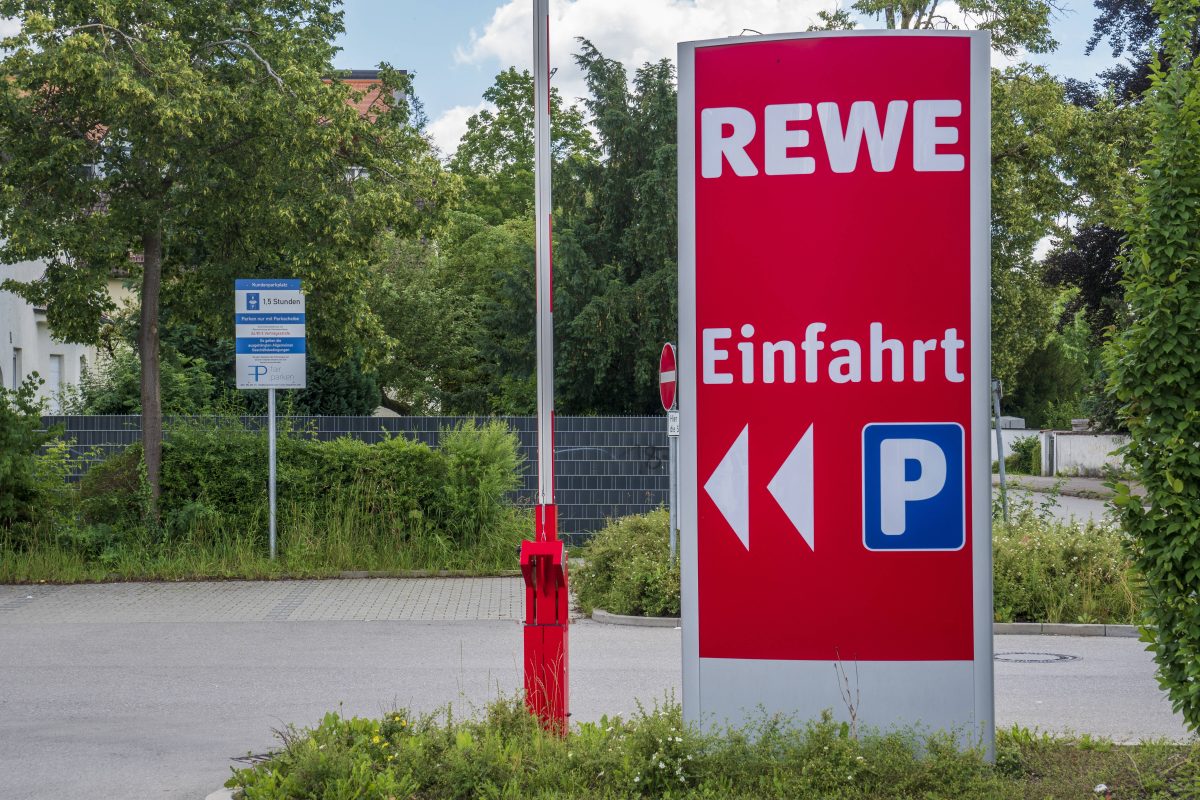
xmin=1004 ymin=488 xmax=1113 ymax=525
xmin=0 ymin=578 xmax=1189 ymax=800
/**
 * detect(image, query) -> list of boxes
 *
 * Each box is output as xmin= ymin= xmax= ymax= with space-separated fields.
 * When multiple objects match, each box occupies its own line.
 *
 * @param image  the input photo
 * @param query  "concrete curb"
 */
xmin=589 ymin=611 xmax=1138 ymax=637
xmin=205 ymin=789 xmax=235 ymax=800
xmin=996 ymin=622 xmax=1139 ymax=637
xmin=336 ymin=570 xmax=521 ymax=579
xmin=4 ymin=570 xmax=525 ymax=586
xmin=591 ymin=608 xmax=680 ymax=628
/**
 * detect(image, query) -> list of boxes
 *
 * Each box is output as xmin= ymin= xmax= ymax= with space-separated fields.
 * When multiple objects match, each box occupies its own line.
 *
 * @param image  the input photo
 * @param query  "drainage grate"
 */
xmin=995 ymin=651 xmax=1079 ymax=663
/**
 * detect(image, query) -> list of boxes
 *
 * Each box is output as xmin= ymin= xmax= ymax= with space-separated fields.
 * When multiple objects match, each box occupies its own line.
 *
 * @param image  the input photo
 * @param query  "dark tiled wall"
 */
xmin=40 ymin=415 xmax=670 ymax=540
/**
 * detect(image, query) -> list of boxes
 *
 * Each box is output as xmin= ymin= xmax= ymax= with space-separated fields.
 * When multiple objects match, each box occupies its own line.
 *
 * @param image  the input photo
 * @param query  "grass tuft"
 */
xmin=227 ymin=697 xmax=1200 ymax=799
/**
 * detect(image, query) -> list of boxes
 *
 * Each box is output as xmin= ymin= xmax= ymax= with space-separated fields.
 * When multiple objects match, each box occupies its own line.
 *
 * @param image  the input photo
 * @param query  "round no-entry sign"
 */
xmin=659 ymin=343 xmax=677 ymax=411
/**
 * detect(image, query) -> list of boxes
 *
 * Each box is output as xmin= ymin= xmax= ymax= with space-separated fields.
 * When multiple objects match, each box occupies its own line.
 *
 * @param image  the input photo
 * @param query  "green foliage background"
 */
xmin=2 ymin=420 xmax=526 ymax=579
xmin=574 ymin=504 xmax=1139 ymax=626
xmin=1108 ymin=0 xmax=1200 ymax=732
xmin=227 ymin=696 xmax=1200 ymax=800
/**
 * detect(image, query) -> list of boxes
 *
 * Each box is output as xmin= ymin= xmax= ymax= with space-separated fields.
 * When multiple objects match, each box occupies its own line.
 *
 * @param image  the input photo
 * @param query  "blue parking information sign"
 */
xmin=235 ymin=279 xmax=306 ymax=389
xmin=862 ymin=423 xmax=965 ymax=551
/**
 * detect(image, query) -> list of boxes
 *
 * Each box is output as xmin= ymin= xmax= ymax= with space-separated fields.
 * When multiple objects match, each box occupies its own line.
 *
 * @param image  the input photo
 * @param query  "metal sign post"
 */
xmin=268 ymin=387 xmax=277 ymax=558
xmin=661 ymin=343 xmax=679 ymax=562
xmin=519 ymin=0 xmax=569 ymax=732
xmin=992 ymin=379 xmax=1008 ymax=524
xmin=669 ymin=410 xmax=680 ymax=562
xmin=235 ymin=278 xmax=306 ymax=561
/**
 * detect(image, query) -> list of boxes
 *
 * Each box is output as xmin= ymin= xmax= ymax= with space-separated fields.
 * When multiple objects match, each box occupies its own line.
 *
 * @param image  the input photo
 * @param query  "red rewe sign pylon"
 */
xmin=520 ymin=0 xmax=569 ymax=732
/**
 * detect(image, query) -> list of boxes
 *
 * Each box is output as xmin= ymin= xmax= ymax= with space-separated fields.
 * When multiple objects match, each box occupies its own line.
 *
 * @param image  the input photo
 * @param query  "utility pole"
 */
xmin=518 ymin=0 xmax=569 ymax=732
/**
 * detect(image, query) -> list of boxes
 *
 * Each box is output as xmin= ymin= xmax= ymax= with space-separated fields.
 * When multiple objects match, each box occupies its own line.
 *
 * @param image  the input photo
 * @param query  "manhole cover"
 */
xmin=995 ymin=652 xmax=1078 ymax=663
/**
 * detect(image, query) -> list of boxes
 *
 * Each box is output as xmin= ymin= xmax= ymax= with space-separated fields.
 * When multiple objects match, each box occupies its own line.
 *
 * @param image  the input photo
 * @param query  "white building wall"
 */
xmin=1051 ymin=432 xmax=1128 ymax=477
xmin=0 ymin=259 xmax=97 ymax=411
xmin=990 ymin=428 xmax=1039 ymax=463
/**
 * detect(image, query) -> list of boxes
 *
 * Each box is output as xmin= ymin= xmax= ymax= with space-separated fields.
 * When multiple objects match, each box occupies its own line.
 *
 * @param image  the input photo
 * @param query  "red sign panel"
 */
xmin=689 ymin=35 xmax=980 ymax=663
xmin=659 ymin=343 xmax=677 ymax=411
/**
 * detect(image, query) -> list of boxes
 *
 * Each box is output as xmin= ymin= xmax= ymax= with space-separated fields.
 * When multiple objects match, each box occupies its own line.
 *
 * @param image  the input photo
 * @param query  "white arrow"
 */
xmin=704 ymin=424 xmax=750 ymax=550
xmin=768 ymin=423 xmax=815 ymax=551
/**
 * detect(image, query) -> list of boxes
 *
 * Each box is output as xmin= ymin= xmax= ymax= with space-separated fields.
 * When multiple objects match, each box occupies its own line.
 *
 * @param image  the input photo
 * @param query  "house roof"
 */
xmin=325 ymin=69 xmax=408 ymax=121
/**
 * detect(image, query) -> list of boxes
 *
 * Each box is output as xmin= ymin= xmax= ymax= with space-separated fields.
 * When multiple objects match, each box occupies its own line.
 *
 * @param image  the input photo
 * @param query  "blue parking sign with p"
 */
xmin=863 ymin=423 xmax=965 ymax=551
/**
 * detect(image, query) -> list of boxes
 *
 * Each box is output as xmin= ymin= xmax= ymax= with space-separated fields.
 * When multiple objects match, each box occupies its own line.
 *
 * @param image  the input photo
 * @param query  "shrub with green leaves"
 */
xmin=1006 ymin=435 xmax=1041 ymax=475
xmin=1107 ymin=0 xmax=1200 ymax=730
xmin=573 ymin=509 xmax=680 ymax=617
xmin=575 ymin=503 xmax=1139 ymax=625
xmin=227 ymin=696 xmax=1200 ymax=799
xmin=5 ymin=418 xmax=526 ymax=580
xmin=0 ymin=375 xmax=73 ymax=533
xmin=992 ymin=497 xmax=1139 ymax=624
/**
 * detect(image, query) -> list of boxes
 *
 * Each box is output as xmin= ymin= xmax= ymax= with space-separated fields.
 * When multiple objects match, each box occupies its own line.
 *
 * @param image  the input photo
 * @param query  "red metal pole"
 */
xmin=520 ymin=0 xmax=569 ymax=732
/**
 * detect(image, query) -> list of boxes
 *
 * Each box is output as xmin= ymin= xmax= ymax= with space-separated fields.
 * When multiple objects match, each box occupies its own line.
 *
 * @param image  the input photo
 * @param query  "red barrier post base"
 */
xmin=520 ymin=504 xmax=569 ymax=732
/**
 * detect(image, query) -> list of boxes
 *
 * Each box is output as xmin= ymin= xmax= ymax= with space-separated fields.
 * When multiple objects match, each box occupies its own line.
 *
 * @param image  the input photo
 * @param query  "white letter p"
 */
xmin=879 ymin=439 xmax=946 ymax=535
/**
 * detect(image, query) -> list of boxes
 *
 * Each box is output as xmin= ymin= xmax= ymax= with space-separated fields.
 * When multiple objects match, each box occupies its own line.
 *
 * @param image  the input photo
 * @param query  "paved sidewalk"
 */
xmin=0 ymin=577 xmax=524 ymax=624
xmin=992 ymin=474 xmax=1141 ymax=499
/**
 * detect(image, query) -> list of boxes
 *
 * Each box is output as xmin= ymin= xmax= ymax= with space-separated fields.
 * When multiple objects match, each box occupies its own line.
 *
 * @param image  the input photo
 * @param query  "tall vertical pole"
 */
xmin=533 ymin=0 xmax=555 ymax=532
xmin=992 ymin=379 xmax=1008 ymax=524
xmin=668 ymin=425 xmax=679 ymax=562
xmin=268 ymin=387 xmax=277 ymax=559
xmin=520 ymin=0 xmax=569 ymax=732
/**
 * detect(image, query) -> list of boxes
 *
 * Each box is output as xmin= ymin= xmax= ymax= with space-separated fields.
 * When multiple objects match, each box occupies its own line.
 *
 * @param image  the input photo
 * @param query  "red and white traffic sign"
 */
xmin=677 ymin=31 xmax=992 ymax=752
xmin=659 ymin=343 xmax=677 ymax=411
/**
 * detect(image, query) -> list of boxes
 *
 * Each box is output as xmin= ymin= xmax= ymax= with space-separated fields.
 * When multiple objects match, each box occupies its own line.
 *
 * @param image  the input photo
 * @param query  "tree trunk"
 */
xmin=139 ymin=224 xmax=164 ymax=516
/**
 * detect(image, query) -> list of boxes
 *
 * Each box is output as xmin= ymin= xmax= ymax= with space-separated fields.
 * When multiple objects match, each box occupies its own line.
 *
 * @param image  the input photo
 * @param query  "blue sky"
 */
xmin=333 ymin=1 xmax=1122 ymax=156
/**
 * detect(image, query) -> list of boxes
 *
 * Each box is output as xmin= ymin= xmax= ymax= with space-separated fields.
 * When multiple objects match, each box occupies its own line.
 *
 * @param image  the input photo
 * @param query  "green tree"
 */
xmin=441 ymin=213 xmax=539 ymax=414
xmin=990 ymin=65 xmax=1142 ymax=399
xmin=449 ymin=67 xmax=596 ymax=224
xmin=552 ymin=42 xmax=678 ymax=414
xmin=851 ymin=0 xmax=1057 ymax=55
xmin=0 ymin=1 xmax=449 ymax=509
xmin=1108 ymin=0 xmax=1200 ymax=730
xmin=370 ymin=232 xmax=484 ymax=414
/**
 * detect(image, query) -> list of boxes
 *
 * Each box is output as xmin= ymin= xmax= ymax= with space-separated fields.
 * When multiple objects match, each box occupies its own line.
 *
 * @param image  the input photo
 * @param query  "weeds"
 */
xmin=228 ymin=697 xmax=1200 ymax=799
xmin=993 ymin=495 xmax=1139 ymax=624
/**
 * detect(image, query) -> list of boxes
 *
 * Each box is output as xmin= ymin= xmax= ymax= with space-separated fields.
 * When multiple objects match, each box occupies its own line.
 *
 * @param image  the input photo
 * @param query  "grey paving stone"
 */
xmin=0 ymin=578 xmax=524 ymax=624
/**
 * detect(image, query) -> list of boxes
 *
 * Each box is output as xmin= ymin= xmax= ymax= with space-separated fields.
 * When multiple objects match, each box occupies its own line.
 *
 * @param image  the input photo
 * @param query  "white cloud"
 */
xmin=0 ymin=17 xmax=20 ymax=37
xmin=457 ymin=0 xmax=1024 ymax=107
xmin=457 ymin=0 xmax=829 ymax=105
xmin=427 ymin=100 xmax=494 ymax=159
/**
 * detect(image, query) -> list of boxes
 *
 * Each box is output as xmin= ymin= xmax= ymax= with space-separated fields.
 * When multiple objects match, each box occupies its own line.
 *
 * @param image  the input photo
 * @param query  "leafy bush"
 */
xmin=1006 ymin=435 xmax=1041 ymax=475
xmin=4 ymin=418 xmax=526 ymax=580
xmin=1107 ymin=0 xmax=1200 ymax=729
xmin=227 ymin=696 xmax=1200 ymax=799
xmin=0 ymin=375 xmax=73 ymax=532
xmin=993 ymin=496 xmax=1138 ymax=624
xmin=573 ymin=509 xmax=679 ymax=617
xmin=575 ymin=501 xmax=1139 ymax=624
xmin=65 ymin=346 xmax=219 ymax=415
xmin=63 ymin=334 xmax=381 ymax=417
